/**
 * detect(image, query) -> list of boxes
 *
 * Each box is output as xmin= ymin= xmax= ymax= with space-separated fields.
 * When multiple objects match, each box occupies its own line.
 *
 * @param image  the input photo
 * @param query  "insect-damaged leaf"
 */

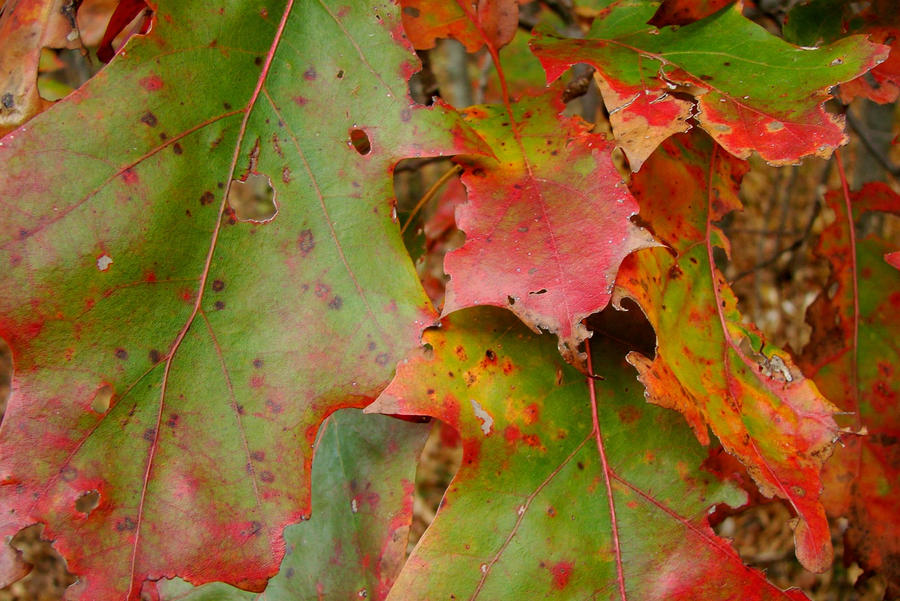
xmin=443 ymin=89 xmax=657 ymax=368
xmin=366 ymin=307 xmax=810 ymax=601
xmin=615 ymin=133 xmax=841 ymax=573
xmin=0 ymin=0 xmax=484 ymax=598
xmin=800 ymin=182 xmax=900 ymax=596
xmin=155 ymin=410 xmax=428 ymax=601
xmin=529 ymin=0 xmax=888 ymax=169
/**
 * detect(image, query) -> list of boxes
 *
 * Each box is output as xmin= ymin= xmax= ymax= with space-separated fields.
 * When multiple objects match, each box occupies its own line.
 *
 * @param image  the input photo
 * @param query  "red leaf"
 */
xmin=96 ymin=0 xmax=149 ymax=63
xmin=443 ymin=89 xmax=657 ymax=368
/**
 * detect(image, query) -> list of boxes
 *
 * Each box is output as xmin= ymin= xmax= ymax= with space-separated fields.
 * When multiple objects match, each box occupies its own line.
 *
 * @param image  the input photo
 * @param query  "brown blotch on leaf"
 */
xmin=375 ymin=353 xmax=390 ymax=366
xmin=166 ymin=414 xmax=179 ymax=428
xmin=143 ymin=428 xmax=156 ymax=442
xmin=254 ymin=56 xmax=263 ymax=66
xmin=329 ymin=296 xmax=343 ymax=310
xmin=214 ymin=300 xmax=225 ymax=310
xmin=1 ymin=93 xmax=14 ymax=109
xmin=173 ymin=143 xmax=183 ymax=155
xmin=212 ymin=279 xmax=225 ymax=292
xmin=140 ymin=112 xmax=158 ymax=127
xmin=115 ymin=348 xmax=128 ymax=360
xmin=253 ymin=358 xmax=263 ymax=368
xmin=200 ymin=191 xmax=215 ymax=205
xmin=149 ymin=349 xmax=162 ymax=363
xmin=304 ymin=67 xmax=317 ymax=80
xmin=298 ymin=229 xmax=315 ymax=254
xmin=402 ymin=5 xmax=420 ymax=17
xmin=260 ymin=471 xmax=275 ymax=483
xmin=251 ymin=451 xmax=265 ymax=461
xmin=115 ymin=517 xmax=137 ymax=531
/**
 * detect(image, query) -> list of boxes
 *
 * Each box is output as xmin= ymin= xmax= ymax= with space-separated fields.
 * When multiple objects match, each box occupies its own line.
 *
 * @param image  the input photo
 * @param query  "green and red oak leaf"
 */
xmin=615 ymin=132 xmax=841 ymax=573
xmin=529 ymin=0 xmax=888 ymax=169
xmin=155 ymin=409 xmax=429 ymax=601
xmin=443 ymin=89 xmax=657 ymax=369
xmin=0 ymin=0 xmax=484 ymax=598
xmin=784 ymin=0 xmax=900 ymax=104
xmin=366 ymin=306 xmax=811 ymax=601
xmin=800 ymin=182 xmax=900 ymax=596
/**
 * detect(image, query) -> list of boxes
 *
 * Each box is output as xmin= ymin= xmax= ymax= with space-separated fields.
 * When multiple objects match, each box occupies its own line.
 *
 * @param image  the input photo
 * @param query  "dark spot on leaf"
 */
xmin=224 ymin=102 xmax=232 ymax=110
xmin=298 ymin=229 xmax=315 ymax=254
xmin=689 ymin=256 xmax=698 ymax=264
xmin=149 ymin=349 xmax=162 ymax=363
xmin=173 ymin=143 xmax=183 ymax=155
xmin=472 ymin=167 xmax=485 ymax=177
xmin=75 ymin=490 xmax=100 ymax=515
xmin=304 ymin=67 xmax=317 ymax=80
xmin=143 ymin=428 xmax=156 ymax=442
xmin=116 ymin=517 xmax=137 ymax=531
xmin=375 ymin=353 xmax=390 ymax=366
xmin=60 ymin=466 xmax=77 ymax=482
xmin=251 ymin=451 xmax=265 ymax=461
xmin=212 ymin=279 xmax=225 ymax=292
xmin=700 ymin=74 xmax=713 ymax=81
xmin=200 ymin=191 xmax=215 ymax=205
xmin=140 ymin=111 xmax=157 ymax=127
xmin=485 ymin=349 xmax=496 ymax=361
xmin=576 ymin=461 xmax=584 ymax=470
xmin=350 ymin=128 xmax=371 ymax=155
xmin=254 ymin=56 xmax=263 ymax=66
xmin=214 ymin=300 xmax=225 ymax=310
xmin=266 ymin=399 xmax=283 ymax=413
xmin=529 ymin=289 xmax=547 ymax=295
xmin=507 ymin=295 xmax=516 ymax=305
xmin=336 ymin=69 xmax=344 ymax=79
xmin=368 ymin=342 xmax=376 ymax=351
xmin=236 ymin=404 xmax=245 ymax=415
xmin=166 ymin=414 xmax=178 ymax=428
xmin=115 ymin=348 xmax=128 ymax=360
xmin=547 ymin=506 xmax=556 ymax=517
xmin=1 ymin=93 xmax=14 ymax=109
xmin=723 ymin=61 xmax=731 ymax=66
xmin=329 ymin=296 xmax=343 ymax=310
xmin=247 ymin=521 xmax=262 ymax=536
xmin=402 ymin=5 xmax=420 ymax=16
xmin=260 ymin=471 xmax=275 ymax=483
xmin=253 ymin=358 xmax=263 ymax=368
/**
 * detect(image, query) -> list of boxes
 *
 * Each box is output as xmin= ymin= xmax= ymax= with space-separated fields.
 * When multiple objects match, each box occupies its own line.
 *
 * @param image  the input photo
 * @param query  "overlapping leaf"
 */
xmin=0 ymin=1 xmax=484 ymax=598
xmin=530 ymin=0 xmax=887 ymax=169
xmin=367 ymin=306 xmax=810 ymax=600
xmin=784 ymin=0 xmax=900 ymax=104
xmin=800 ymin=182 xmax=900 ymax=596
xmin=614 ymin=133 xmax=841 ymax=572
xmin=156 ymin=410 xmax=428 ymax=601
xmin=399 ymin=0 xmax=518 ymax=53
xmin=443 ymin=89 xmax=657 ymax=368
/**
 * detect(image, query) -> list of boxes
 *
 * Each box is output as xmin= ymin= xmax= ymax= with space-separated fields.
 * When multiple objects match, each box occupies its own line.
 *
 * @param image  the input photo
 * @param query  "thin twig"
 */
xmin=846 ymin=109 xmax=900 ymax=177
xmin=400 ymin=164 xmax=463 ymax=236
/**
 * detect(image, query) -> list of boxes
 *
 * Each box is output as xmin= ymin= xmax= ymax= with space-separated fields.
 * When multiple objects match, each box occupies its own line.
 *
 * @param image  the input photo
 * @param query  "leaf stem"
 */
xmin=834 ymin=150 xmax=860 ymax=425
xmin=585 ymin=343 xmax=628 ymax=601
xmin=400 ymin=164 xmax=462 ymax=236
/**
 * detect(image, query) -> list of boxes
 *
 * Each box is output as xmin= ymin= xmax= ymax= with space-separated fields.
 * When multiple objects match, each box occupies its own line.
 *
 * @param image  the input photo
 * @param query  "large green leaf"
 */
xmin=367 ymin=307 xmax=810 ymax=600
xmin=156 ymin=409 xmax=429 ymax=601
xmin=530 ymin=0 xmax=887 ymax=169
xmin=0 ymin=0 xmax=483 ymax=598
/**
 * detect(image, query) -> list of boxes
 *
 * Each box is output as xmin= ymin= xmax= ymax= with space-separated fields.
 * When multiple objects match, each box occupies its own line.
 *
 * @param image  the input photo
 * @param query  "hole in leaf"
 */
xmin=8 ymin=524 xmax=77 ymax=596
xmin=226 ymin=173 xmax=277 ymax=222
xmin=90 ymin=384 xmax=113 ymax=414
xmin=409 ymin=420 xmax=461 ymax=552
xmin=350 ymin=128 xmax=371 ymax=155
xmin=75 ymin=490 xmax=100 ymax=515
